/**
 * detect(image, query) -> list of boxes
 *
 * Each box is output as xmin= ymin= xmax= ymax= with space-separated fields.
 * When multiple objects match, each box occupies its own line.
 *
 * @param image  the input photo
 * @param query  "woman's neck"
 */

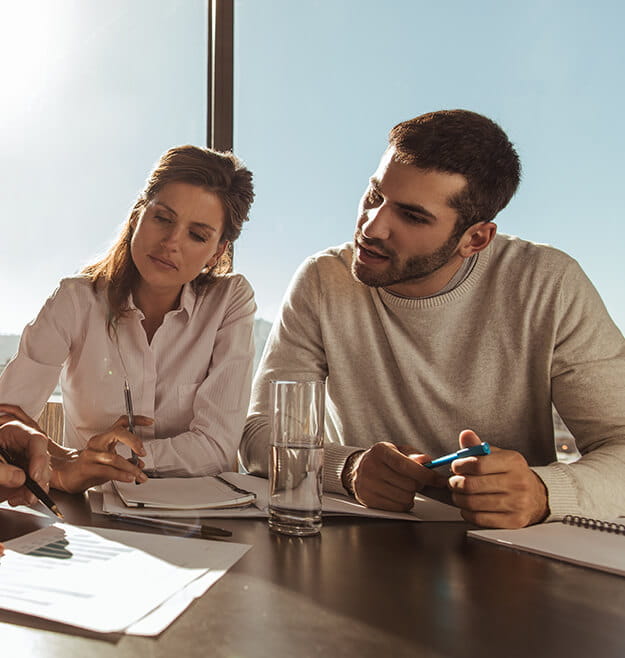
xmin=131 ymin=283 xmax=183 ymax=343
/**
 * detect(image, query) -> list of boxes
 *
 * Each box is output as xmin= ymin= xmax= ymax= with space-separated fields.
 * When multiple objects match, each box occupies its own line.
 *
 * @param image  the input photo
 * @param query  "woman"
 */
xmin=0 ymin=146 xmax=256 ymax=493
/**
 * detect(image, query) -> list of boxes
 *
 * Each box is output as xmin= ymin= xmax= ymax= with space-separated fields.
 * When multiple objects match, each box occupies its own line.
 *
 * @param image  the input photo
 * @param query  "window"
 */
xmin=232 ymin=0 xmax=625 ymax=338
xmin=0 ymin=0 xmax=208 ymax=343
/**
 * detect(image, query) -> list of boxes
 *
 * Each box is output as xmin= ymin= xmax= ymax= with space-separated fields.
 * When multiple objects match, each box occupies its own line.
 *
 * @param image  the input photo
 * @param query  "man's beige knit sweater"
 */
xmin=241 ymin=234 xmax=625 ymax=521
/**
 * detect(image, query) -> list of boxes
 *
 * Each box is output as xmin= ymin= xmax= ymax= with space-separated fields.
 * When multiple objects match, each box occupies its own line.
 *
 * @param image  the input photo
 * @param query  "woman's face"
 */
xmin=130 ymin=181 xmax=227 ymax=300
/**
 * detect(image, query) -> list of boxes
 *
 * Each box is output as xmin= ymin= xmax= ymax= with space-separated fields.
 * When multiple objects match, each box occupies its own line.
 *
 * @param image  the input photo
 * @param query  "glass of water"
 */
xmin=268 ymin=380 xmax=325 ymax=536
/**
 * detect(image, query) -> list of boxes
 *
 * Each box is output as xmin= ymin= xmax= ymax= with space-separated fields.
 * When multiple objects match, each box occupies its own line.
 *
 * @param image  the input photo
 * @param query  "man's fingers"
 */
xmin=359 ymin=454 xmax=419 ymax=493
xmin=356 ymin=488 xmax=415 ymax=512
xmin=451 ymin=448 xmax=524 ymax=476
xmin=458 ymin=429 xmax=482 ymax=449
xmin=369 ymin=442 xmax=439 ymax=485
xmin=354 ymin=475 xmax=416 ymax=511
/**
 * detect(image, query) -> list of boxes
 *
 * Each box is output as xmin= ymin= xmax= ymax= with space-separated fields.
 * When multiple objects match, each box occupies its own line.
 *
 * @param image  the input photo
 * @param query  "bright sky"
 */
xmin=1 ymin=0 xmax=624 ymax=335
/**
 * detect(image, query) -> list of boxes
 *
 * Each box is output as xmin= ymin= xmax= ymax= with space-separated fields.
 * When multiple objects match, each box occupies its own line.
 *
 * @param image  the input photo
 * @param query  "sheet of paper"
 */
xmin=93 ymin=527 xmax=250 ymax=635
xmin=222 ymin=473 xmax=462 ymax=522
xmin=0 ymin=523 xmax=250 ymax=634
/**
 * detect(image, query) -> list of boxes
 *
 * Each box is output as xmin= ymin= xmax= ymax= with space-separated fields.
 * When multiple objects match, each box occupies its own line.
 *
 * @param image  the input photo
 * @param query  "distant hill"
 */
xmin=253 ymin=318 xmax=273 ymax=373
xmin=0 ymin=334 xmax=19 ymax=367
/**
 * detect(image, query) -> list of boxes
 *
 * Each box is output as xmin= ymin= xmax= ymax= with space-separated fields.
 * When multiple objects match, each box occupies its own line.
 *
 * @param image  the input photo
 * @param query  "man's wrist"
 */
xmin=341 ymin=450 xmax=364 ymax=496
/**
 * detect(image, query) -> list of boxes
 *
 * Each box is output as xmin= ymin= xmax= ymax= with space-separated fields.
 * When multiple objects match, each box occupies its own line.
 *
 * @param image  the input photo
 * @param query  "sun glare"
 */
xmin=0 ymin=2 xmax=72 ymax=115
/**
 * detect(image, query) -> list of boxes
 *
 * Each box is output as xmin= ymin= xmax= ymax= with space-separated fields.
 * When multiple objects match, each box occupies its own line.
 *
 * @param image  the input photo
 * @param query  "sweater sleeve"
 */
xmin=142 ymin=276 xmax=256 ymax=477
xmin=534 ymin=259 xmax=625 ymax=521
xmin=240 ymin=256 xmax=357 ymax=492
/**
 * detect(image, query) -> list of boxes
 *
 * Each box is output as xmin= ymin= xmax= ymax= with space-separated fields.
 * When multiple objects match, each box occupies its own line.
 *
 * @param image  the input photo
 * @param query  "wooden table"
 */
xmin=2 ymin=491 xmax=625 ymax=658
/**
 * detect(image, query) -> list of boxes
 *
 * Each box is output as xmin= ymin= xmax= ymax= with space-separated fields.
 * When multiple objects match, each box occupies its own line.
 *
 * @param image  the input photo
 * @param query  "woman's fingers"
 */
xmin=88 ymin=415 xmax=153 ymax=453
xmin=0 ymin=405 xmax=44 ymax=432
xmin=110 ymin=414 xmax=153 ymax=430
xmin=53 ymin=449 xmax=148 ymax=493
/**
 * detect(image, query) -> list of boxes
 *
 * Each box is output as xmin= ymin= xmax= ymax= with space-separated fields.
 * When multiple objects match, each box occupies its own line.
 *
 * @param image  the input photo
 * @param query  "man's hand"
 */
xmin=51 ymin=415 xmax=151 ymax=494
xmin=448 ymin=429 xmax=549 ymax=528
xmin=343 ymin=441 xmax=446 ymax=512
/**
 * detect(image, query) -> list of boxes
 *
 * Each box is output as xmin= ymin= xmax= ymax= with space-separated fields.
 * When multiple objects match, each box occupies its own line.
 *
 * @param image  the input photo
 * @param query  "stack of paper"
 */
xmin=0 ymin=523 xmax=250 ymax=634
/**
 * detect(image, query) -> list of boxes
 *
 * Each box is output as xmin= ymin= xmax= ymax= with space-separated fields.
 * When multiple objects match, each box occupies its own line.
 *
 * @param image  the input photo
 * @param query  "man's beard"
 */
xmin=351 ymin=227 xmax=460 ymax=289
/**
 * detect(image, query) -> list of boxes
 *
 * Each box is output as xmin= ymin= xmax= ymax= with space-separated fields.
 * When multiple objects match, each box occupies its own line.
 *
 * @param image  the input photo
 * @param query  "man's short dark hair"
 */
xmin=388 ymin=109 xmax=521 ymax=233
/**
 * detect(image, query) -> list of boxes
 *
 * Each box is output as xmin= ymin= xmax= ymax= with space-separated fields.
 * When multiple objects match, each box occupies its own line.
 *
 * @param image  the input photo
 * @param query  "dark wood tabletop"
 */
xmin=2 ymin=490 xmax=625 ymax=658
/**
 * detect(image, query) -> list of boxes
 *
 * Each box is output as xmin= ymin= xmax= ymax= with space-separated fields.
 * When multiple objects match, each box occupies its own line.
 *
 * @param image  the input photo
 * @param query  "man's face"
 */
xmin=352 ymin=148 xmax=469 ymax=297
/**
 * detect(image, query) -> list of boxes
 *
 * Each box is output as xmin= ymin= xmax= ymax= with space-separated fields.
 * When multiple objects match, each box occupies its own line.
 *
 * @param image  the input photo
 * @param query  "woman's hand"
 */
xmin=0 ymin=403 xmax=45 ymax=433
xmin=51 ymin=415 xmax=152 ymax=494
xmin=0 ymin=419 xmax=51 ymax=506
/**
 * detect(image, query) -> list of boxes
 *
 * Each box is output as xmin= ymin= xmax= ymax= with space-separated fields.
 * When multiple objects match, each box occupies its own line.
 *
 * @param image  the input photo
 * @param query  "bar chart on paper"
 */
xmin=0 ymin=524 xmax=249 ymax=633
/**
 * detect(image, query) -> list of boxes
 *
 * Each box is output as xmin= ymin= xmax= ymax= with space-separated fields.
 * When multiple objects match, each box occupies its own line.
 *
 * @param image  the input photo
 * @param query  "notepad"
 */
xmin=467 ymin=515 xmax=625 ymax=577
xmin=113 ymin=475 xmax=256 ymax=510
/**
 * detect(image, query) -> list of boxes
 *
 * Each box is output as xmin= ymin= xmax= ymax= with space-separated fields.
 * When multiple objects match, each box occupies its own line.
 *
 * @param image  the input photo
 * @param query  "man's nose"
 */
xmin=361 ymin=204 xmax=391 ymax=240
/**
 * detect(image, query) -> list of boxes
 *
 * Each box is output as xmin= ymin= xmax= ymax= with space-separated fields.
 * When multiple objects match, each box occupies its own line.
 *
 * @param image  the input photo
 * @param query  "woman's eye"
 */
xmin=190 ymin=232 xmax=207 ymax=243
xmin=155 ymin=215 xmax=173 ymax=224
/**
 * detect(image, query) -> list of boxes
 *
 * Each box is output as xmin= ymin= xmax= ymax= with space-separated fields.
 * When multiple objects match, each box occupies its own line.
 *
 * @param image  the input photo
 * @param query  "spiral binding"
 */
xmin=563 ymin=514 xmax=625 ymax=535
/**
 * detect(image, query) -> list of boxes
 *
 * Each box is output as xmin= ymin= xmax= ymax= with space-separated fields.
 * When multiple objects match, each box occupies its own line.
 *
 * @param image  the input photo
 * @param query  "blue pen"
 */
xmin=422 ymin=442 xmax=491 ymax=469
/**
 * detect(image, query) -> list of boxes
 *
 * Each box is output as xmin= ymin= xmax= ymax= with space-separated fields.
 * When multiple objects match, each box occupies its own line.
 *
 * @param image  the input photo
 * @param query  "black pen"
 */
xmin=0 ymin=445 xmax=64 ymax=520
xmin=110 ymin=514 xmax=232 ymax=539
xmin=123 ymin=379 xmax=140 ymax=471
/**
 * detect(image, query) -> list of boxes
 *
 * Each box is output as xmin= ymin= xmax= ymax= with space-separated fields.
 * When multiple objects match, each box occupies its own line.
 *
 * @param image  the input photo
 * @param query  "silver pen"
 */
xmin=123 ymin=379 xmax=140 ymax=469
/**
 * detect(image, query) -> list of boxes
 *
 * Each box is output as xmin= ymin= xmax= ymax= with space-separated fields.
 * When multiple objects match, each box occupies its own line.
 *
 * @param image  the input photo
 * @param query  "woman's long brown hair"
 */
xmin=81 ymin=146 xmax=254 ymax=332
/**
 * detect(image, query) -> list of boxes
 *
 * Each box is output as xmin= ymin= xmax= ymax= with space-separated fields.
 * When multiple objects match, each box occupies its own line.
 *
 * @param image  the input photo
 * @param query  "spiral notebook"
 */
xmin=468 ymin=515 xmax=625 ymax=577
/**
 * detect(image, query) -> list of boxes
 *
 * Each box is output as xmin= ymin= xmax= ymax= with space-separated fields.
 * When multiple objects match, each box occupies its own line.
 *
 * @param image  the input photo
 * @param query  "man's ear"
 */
xmin=457 ymin=222 xmax=497 ymax=258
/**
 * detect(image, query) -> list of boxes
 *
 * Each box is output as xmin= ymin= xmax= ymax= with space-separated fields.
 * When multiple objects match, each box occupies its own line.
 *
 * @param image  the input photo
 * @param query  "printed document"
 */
xmin=0 ymin=523 xmax=249 ymax=634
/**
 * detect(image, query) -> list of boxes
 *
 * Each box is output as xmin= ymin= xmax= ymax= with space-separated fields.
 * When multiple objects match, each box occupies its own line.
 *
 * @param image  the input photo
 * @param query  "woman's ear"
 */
xmin=204 ymin=240 xmax=229 ymax=270
xmin=457 ymin=222 xmax=497 ymax=258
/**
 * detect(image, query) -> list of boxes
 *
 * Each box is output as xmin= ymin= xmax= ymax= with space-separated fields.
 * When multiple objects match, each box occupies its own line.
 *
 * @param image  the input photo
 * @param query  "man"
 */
xmin=0 ymin=413 xmax=51 ymax=554
xmin=240 ymin=109 xmax=625 ymax=529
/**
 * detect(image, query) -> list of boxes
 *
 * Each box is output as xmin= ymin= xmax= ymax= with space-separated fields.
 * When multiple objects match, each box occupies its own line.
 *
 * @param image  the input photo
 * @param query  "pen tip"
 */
xmin=52 ymin=506 xmax=65 ymax=520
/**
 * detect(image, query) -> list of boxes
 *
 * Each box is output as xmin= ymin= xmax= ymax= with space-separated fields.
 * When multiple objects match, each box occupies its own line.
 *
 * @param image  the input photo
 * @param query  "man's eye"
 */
xmin=403 ymin=212 xmax=428 ymax=224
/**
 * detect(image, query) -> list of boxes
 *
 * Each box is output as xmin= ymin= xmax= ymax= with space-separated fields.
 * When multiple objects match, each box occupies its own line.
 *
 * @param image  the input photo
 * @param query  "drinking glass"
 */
xmin=268 ymin=380 xmax=325 ymax=536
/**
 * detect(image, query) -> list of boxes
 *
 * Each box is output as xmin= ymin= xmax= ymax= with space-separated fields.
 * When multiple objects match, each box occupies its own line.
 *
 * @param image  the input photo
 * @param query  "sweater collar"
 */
xmin=376 ymin=240 xmax=492 ymax=310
